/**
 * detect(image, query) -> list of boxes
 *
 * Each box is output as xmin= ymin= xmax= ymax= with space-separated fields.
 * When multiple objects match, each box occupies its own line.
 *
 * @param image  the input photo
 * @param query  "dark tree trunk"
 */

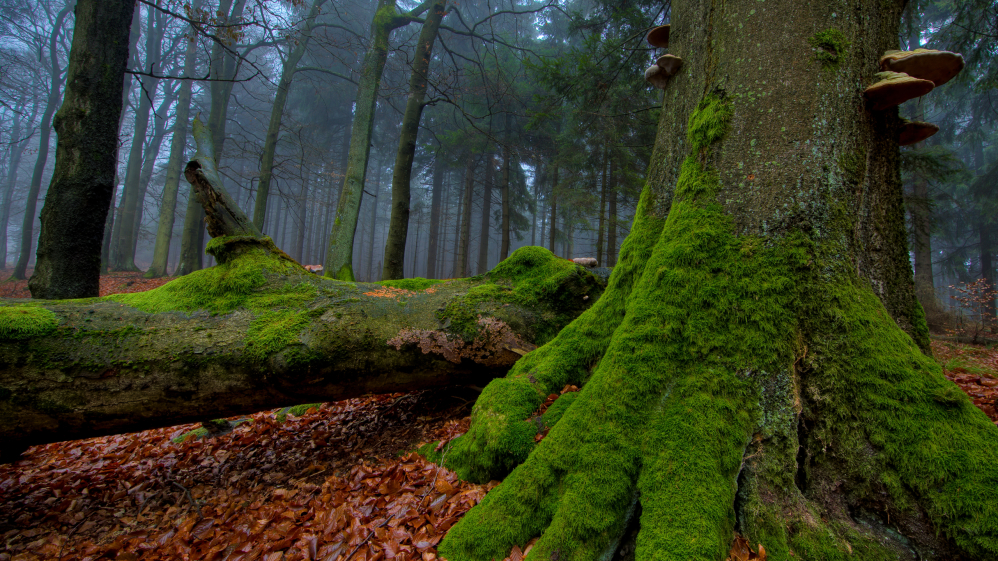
xmin=435 ymin=2 xmax=992 ymax=560
xmin=456 ymin=152 xmax=475 ymax=278
xmin=477 ymin=155 xmax=494 ymax=275
xmin=382 ymin=0 xmax=446 ymax=280
xmin=426 ymin=150 xmax=445 ymax=279
xmin=607 ymin=156 xmax=617 ymax=266
xmin=27 ymin=0 xmax=136 ymax=299
xmin=500 ymin=119 xmax=512 ymax=261
xmin=548 ymin=164 xmax=557 ymax=255
xmin=596 ymin=144 xmax=608 ymax=266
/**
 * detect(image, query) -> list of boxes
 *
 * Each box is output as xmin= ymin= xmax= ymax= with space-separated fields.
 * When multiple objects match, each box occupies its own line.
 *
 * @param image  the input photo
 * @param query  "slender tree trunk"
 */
xmin=548 ymin=164 xmax=558 ymax=255
xmin=382 ymin=0 xmax=446 ymax=280
xmin=252 ymin=0 xmax=328 ymax=229
xmin=607 ymin=156 xmax=617 ymax=266
xmin=27 ymin=0 xmax=136 ymax=299
xmin=10 ymin=5 xmax=73 ymax=281
xmin=477 ymin=154 xmax=494 ymax=275
xmin=425 ymin=150 xmax=445 ymax=279
xmin=530 ymin=161 xmax=542 ymax=248
xmin=456 ymin=152 xmax=475 ymax=278
xmin=596 ymin=144 xmax=608 ymax=266
xmin=0 ymin=98 xmax=38 ymax=268
xmin=177 ymin=0 xmax=245 ymax=275
xmin=146 ymin=3 xmax=201 ymax=278
xmin=112 ymin=5 xmax=163 ymax=272
xmin=500 ymin=120 xmax=512 ymax=261
xmin=293 ymin=169 xmax=310 ymax=262
xmin=324 ymin=0 xmax=434 ymax=280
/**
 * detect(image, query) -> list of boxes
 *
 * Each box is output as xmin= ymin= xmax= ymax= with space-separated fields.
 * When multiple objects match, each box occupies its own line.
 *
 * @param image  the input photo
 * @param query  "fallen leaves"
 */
xmin=726 ymin=534 xmax=766 ymax=561
xmin=932 ymin=339 xmax=998 ymax=423
xmin=0 ymin=270 xmax=172 ymax=299
xmin=0 ymin=389 xmax=486 ymax=560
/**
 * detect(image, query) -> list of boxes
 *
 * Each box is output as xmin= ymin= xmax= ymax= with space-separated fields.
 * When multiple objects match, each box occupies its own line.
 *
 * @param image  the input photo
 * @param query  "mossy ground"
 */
xmin=436 ymin=92 xmax=998 ymax=561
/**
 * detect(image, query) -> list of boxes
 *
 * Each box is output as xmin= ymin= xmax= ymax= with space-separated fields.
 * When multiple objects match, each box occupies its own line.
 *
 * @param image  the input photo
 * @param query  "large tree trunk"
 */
xmin=435 ymin=2 xmax=996 ymax=560
xmin=382 ymin=0 xmax=446 ymax=280
xmin=27 ymin=0 xmax=136 ymax=300
xmin=456 ymin=152 xmax=475 ymax=278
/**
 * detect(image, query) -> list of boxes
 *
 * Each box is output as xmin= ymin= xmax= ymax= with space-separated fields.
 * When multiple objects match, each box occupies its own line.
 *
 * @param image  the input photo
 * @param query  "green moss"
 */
xmin=539 ymin=391 xmax=578 ymax=428
xmin=0 ymin=306 xmax=58 ymax=340
xmin=437 ymin=246 xmax=601 ymax=344
xmin=441 ymin=93 xmax=777 ymax=561
xmin=106 ymin=241 xmax=315 ymax=315
xmin=276 ymin=403 xmax=323 ymax=422
xmin=808 ymin=28 xmax=850 ymax=70
xmin=376 ymin=277 xmax=445 ymax=291
xmin=245 ymin=309 xmax=310 ymax=361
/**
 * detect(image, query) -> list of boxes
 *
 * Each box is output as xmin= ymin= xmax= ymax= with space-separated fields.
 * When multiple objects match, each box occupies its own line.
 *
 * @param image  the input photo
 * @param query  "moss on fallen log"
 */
xmin=0 ymin=244 xmax=604 ymax=462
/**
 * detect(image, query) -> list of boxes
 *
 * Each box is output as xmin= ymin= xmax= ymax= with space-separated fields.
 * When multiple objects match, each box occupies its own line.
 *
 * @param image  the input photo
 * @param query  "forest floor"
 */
xmin=0 ymin=276 xmax=996 ymax=560
xmin=0 ymin=270 xmax=172 ymax=299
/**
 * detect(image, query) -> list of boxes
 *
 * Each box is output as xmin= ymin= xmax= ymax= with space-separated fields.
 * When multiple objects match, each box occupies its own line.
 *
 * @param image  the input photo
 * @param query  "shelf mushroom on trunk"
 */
xmin=645 ymin=54 xmax=684 ymax=90
xmin=863 ymin=71 xmax=934 ymax=111
xmin=880 ymin=48 xmax=965 ymax=87
xmin=899 ymin=119 xmax=940 ymax=146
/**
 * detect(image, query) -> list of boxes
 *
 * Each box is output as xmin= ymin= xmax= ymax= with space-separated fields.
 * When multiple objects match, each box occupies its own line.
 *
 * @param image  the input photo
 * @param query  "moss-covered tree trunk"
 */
xmin=436 ymin=2 xmax=998 ymax=560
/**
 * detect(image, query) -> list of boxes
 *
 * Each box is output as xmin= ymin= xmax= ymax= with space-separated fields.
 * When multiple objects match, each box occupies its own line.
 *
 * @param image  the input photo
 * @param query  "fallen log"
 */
xmin=0 ymin=117 xmax=606 ymax=461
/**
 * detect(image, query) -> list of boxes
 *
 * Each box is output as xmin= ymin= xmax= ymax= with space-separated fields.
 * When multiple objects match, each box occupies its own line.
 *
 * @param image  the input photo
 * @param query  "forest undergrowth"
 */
xmin=0 ymin=270 xmax=995 ymax=560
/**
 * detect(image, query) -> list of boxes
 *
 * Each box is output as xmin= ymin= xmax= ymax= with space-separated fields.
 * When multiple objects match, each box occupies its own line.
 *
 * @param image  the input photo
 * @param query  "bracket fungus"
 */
xmin=863 ymin=71 xmax=934 ymax=111
xmin=645 ymin=54 xmax=683 ymax=89
xmin=646 ymin=24 xmax=670 ymax=48
xmin=899 ymin=119 xmax=940 ymax=146
xmin=879 ymin=48 xmax=965 ymax=87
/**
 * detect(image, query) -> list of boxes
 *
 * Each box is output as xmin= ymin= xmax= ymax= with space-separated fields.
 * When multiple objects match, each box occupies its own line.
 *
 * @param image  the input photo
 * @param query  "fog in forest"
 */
xmin=0 ymin=0 xmax=994 ymax=320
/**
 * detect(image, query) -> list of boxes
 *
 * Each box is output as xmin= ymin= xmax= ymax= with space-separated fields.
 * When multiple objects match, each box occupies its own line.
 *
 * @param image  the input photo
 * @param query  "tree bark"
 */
xmin=477 ymin=154 xmax=493 ymax=275
xmin=0 ymin=97 xmax=39 ymax=268
xmin=111 ymin=4 xmax=163 ymax=272
xmin=146 ymin=0 xmax=202 ymax=278
xmin=596 ymin=143 xmax=608 ymax=267
xmin=607 ymin=155 xmax=617 ymax=266
xmin=456 ymin=152 xmax=475 ymax=278
xmin=324 ymin=0 xmax=434 ymax=281
xmin=26 ymin=0 xmax=136 ymax=300
xmin=10 ymin=3 xmax=74 ymax=281
xmin=252 ymin=0 xmax=329 ymax=230
xmin=436 ymin=2 xmax=992 ymax=560
xmin=547 ymin=164 xmax=557 ymax=254
xmin=426 ymin=150 xmax=445 ymax=279
xmin=382 ymin=0 xmax=446 ymax=280
xmin=500 ymin=120 xmax=512 ymax=261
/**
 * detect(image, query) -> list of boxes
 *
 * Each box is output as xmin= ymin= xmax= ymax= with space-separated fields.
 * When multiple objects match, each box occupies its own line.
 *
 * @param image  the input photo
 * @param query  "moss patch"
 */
xmin=105 ymin=241 xmax=315 ymax=315
xmin=245 ymin=309 xmax=311 ymax=361
xmin=808 ymin=28 xmax=850 ymax=70
xmin=0 ymin=306 xmax=58 ymax=340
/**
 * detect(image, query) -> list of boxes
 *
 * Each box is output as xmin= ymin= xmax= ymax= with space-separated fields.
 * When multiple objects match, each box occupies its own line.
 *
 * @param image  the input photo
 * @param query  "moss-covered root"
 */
xmin=442 ymin=184 xmax=667 ymax=483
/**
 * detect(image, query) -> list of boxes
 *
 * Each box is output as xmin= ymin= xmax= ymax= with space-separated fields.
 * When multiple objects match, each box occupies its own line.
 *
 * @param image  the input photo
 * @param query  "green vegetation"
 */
xmin=808 ymin=28 xmax=850 ymax=70
xmin=376 ymin=277 xmax=445 ymax=291
xmin=0 ymin=305 xmax=59 ymax=340
xmin=105 ymin=239 xmax=314 ymax=315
